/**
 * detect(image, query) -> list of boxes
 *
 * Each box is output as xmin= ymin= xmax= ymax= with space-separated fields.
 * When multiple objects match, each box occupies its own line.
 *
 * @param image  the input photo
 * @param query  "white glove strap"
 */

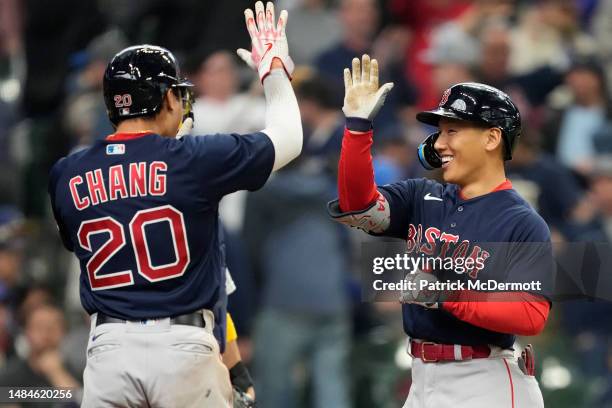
xmin=259 ymin=54 xmax=294 ymax=82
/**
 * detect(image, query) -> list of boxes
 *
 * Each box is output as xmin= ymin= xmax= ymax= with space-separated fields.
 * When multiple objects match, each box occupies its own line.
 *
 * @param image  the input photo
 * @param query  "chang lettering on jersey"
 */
xmin=48 ymin=131 xmax=275 ymax=347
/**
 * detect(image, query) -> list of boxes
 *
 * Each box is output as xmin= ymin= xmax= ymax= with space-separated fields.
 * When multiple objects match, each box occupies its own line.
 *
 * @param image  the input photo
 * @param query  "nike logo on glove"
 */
xmin=262 ymin=42 xmax=273 ymax=59
xmin=424 ymin=193 xmax=443 ymax=201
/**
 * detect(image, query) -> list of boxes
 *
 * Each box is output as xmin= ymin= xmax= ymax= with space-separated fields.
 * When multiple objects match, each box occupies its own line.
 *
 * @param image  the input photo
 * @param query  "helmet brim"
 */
xmin=176 ymin=78 xmax=194 ymax=88
xmin=416 ymin=108 xmax=463 ymax=127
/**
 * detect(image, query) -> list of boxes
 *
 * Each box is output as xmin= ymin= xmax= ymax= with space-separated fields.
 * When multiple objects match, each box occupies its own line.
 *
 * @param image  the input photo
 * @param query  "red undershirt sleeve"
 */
xmin=338 ymin=128 xmax=379 ymax=212
xmin=442 ymin=291 xmax=550 ymax=336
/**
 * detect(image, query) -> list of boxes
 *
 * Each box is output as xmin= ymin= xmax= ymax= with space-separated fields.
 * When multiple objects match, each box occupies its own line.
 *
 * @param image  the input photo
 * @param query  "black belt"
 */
xmin=96 ymin=312 xmax=207 ymax=328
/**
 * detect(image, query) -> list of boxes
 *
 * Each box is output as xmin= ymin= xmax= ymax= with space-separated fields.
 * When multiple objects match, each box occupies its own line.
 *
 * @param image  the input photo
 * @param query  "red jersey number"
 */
xmin=77 ymin=205 xmax=190 ymax=291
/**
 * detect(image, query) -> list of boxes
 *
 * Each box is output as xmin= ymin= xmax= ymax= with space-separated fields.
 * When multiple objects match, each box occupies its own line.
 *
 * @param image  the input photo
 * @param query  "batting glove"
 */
xmin=399 ymin=270 xmax=442 ymax=309
xmin=237 ymin=1 xmax=294 ymax=82
xmin=233 ymin=388 xmax=257 ymax=408
xmin=343 ymin=54 xmax=394 ymax=121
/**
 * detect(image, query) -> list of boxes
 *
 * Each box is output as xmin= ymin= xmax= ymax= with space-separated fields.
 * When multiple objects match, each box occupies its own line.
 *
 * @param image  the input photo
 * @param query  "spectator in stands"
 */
xmin=315 ymin=0 xmax=379 ymax=87
xmin=592 ymin=0 xmax=612 ymax=94
xmin=192 ymin=50 xmax=265 ymax=136
xmin=555 ymin=156 xmax=612 ymax=407
xmin=372 ymin=124 xmax=421 ymax=185
xmin=389 ymin=0 xmax=472 ymax=108
xmin=506 ymin=129 xmax=586 ymax=237
xmin=474 ymin=21 xmax=564 ymax=112
xmin=315 ymin=0 xmax=416 ymax=127
xmin=420 ymin=22 xmax=477 ymax=97
xmin=0 ymin=206 xmax=24 ymax=309
xmin=285 ymin=0 xmax=341 ymax=65
xmin=0 ymin=303 xmax=79 ymax=388
xmin=585 ymin=156 xmax=612 ymax=240
xmin=542 ymin=59 xmax=611 ymax=174
xmin=64 ymin=29 xmax=127 ymax=150
xmin=474 ymin=23 xmax=511 ymax=90
xmin=294 ymin=75 xmax=344 ymax=174
xmin=509 ymin=0 xmax=597 ymax=76
xmin=0 ymin=301 xmax=13 ymax=369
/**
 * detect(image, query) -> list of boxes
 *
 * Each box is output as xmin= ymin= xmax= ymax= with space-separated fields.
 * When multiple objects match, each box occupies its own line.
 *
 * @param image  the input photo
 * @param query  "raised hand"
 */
xmin=343 ymin=54 xmax=394 ymax=121
xmin=237 ymin=1 xmax=294 ymax=82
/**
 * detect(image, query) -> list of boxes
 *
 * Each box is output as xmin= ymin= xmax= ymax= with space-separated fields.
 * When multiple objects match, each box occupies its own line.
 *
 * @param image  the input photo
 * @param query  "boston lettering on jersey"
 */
xmin=69 ymin=161 xmax=168 ymax=210
xmin=374 ymin=178 xmax=551 ymax=348
xmin=405 ymin=224 xmax=490 ymax=279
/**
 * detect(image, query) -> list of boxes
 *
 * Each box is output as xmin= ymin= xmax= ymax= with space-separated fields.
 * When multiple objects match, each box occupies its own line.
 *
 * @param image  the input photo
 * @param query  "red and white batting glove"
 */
xmin=237 ymin=1 xmax=294 ymax=82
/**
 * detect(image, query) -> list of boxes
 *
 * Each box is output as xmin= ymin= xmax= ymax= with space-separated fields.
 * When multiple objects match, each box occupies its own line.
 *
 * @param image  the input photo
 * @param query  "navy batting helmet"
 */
xmin=103 ymin=45 xmax=194 ymax=125
xmin=415 ymin=82 xmax=521 ymax=169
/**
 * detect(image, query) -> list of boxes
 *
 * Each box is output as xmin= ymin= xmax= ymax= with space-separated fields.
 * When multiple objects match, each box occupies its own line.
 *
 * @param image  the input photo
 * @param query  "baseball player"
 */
xmin=328 ymin=55 xmax=552 ymax=407
xmin=47 ymin=2 xmax=301 ymax=406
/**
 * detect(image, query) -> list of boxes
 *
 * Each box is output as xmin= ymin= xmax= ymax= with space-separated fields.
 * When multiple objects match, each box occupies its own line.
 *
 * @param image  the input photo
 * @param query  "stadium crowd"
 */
xmin=1 ymin=0 xmax=612 ymax=406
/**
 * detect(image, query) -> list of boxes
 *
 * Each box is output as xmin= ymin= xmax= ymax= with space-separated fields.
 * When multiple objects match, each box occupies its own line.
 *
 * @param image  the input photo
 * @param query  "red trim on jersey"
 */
xmin=106 ymin=131 xmax=154 ymax=141
xmin=492 ymin=179 xmax=513 ymax=192
xmin=458 ymin=179 xmax=513 ymax=200
xmin=442 ymin=291 xmax=550 ymax=336
xmin=338 ymin=128 xmax=379 ymax=212
xmin=503 ymin=359 xmax=515 ymax=408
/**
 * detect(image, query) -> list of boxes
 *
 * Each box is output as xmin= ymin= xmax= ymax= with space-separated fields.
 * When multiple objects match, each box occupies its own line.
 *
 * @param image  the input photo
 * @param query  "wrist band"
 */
xmin=230 ymin=361 xmax=254 ymax=393
xmin=346 ymin=117 xmax=373 ymax=132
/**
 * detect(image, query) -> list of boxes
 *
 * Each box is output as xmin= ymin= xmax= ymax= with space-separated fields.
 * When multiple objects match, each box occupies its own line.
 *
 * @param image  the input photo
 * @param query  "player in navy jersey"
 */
xmin=48 ymin=2 xmax=301 ymax=406
xmin=328 ymin=55 xmax=552 ymax=407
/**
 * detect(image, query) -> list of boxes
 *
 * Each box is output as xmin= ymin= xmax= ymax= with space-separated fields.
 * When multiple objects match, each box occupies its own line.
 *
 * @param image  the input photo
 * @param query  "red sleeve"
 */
xmin=442 ymin=291 xmax=550 ymax=336
xmin=338 ymin=128 xmax=379 ymax=212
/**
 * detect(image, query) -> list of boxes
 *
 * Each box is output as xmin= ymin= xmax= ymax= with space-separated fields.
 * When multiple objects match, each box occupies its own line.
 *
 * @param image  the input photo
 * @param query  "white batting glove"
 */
xmin=343 ymin=54 xmax=394 ymax=121
xmin=237 ymin=1 xmax=294 ymax=82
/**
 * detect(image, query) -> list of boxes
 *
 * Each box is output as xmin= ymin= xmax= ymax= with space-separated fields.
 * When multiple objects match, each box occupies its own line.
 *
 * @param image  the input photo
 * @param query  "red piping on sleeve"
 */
xmin=338 ymin=128 xmax=379 ymax=212
xmin=442 ymin=291 xmax=550 ymax=336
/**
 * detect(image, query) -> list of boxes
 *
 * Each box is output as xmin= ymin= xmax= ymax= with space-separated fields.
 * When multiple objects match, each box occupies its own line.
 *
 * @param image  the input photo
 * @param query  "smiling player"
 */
xmin=328 ymin=54 xmax=551 ymax=408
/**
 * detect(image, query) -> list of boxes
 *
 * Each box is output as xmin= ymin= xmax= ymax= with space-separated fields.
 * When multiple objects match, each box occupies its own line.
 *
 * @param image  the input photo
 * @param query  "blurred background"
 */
xmin=1 ymin=0 xmax=612 ymax=406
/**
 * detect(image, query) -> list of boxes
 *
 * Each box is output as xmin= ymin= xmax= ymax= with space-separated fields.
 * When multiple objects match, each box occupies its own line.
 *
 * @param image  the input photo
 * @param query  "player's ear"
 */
xmin=484 ymin=127 xmax=503 ymax=155
xmin=162 ymin=89 xmax=180 ymax=113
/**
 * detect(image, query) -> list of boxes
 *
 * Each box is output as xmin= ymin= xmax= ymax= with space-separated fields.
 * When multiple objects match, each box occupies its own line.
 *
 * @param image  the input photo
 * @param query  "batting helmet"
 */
xmin=415 ymin=82 xmax=521 ymax=170
xmin=103 ymin=45 xmax=194 ymax=125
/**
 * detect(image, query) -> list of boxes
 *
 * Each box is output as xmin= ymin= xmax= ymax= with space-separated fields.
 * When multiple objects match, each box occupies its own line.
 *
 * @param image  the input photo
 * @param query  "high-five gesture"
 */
xmin=343 ymin=54 xmax=394 ymax=121
xmin=237 ymin=1 xmax=294 ymax=82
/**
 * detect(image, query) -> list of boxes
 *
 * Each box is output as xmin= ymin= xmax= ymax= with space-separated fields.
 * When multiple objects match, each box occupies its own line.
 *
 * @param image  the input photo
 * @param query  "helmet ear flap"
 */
xmin=417 ymin=132 xmax=442 ymax=170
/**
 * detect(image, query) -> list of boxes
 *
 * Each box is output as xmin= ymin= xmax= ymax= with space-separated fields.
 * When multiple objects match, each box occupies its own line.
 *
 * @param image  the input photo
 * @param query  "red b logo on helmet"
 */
xmin=439 ymin=88 xmax=451 ymax=107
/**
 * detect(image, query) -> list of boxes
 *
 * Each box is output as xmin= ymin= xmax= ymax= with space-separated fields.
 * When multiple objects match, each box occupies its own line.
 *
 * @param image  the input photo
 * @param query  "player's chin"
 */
xmin=440 ymin=165 xmax=458 ymax=184
xmin=441 ymin=167 xmax=468 ymax=186
xmin=441 ymin=173 xmax=457 ymax=185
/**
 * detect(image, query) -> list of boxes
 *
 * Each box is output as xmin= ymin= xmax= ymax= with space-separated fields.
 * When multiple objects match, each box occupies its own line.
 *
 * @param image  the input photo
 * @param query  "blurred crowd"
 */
xmin=2 ymin=0 xmax=612 ymax=406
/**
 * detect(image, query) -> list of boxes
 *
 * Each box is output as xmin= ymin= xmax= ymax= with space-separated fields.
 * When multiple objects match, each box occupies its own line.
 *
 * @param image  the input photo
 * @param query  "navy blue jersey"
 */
xmin=48 ymin=132 xmax=274 ymax=344
xmin=378 ymin=178 xmax=552 ymax=348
